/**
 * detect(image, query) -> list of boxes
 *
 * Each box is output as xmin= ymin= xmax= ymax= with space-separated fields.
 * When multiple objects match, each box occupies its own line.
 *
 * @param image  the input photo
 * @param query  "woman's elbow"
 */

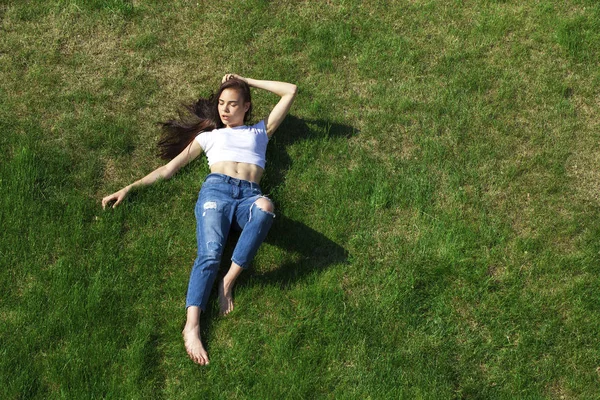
xmin=289 ymin=84 xmax=298 ymax=96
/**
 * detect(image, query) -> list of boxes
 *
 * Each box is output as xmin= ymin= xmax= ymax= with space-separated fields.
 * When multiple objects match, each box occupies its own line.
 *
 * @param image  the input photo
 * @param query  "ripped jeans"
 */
xmin=185 ymin=173 xmax=275 ymax=311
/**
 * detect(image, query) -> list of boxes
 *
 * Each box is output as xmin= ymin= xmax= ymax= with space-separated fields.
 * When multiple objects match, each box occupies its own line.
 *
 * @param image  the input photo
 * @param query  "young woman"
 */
xmin=102 ymin=74 xmax=297 ymax=365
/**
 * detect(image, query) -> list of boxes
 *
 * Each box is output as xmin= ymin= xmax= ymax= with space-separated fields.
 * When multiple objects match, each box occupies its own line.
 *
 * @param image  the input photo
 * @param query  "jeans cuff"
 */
xmin=231 ymin=257 xmax=250 ymax=269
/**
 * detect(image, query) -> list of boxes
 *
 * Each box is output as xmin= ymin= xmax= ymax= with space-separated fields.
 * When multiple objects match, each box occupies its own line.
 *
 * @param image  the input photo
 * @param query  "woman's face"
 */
xmin=218 ymin=88 xmax=250 ymax=128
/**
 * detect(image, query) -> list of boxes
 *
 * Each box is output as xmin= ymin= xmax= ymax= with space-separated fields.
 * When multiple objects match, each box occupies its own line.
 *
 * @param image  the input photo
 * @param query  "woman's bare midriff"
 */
xmin=210 ymin=161 xmax=264 ymax=184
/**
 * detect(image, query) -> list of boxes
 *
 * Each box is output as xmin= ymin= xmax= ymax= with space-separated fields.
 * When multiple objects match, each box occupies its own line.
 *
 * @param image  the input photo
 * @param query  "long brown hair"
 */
xmin=158 ymin=77 xmax=253 ymax=160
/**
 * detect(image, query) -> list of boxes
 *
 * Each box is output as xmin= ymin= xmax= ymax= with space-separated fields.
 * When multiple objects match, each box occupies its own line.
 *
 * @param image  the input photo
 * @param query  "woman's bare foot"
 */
xmin=182 ymin=324 xmax=209 ymax=365
xmin=182 ymin=307 xmax=209 ymax=365
xmin=218 ymin=279 xmax=234 ymax=315
xmin=219 ymin=263 xmax=244 ymax=316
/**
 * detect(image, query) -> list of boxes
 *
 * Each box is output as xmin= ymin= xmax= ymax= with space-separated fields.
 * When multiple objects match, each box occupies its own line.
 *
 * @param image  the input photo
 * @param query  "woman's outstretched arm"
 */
xmin=102 ymin=140 xmax=203 ymax=209
xmin=223 ymin=74 xmax=297 ymax=137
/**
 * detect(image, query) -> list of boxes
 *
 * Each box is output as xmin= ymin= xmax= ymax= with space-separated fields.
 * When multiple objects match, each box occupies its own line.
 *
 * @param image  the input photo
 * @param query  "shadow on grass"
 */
xmin=257 ymin=215 xmax=348 ymax=286
xmin=218 ymin=214 xmax=348 ymax=290
xmin=260 ymin=114 xmax=359 ymax=192
xmin=254 ymin=115 xmax=355 ymax=286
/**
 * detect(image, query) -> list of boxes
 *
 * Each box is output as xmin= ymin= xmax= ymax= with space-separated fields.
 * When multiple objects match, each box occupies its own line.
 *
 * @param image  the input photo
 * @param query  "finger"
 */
xmin=111 ymin=197 xmax=122 ymax=208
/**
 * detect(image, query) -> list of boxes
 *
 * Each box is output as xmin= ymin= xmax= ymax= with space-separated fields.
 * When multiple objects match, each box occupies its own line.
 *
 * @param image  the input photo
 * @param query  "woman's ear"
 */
xmin=244 ymin=102 xmax=251 ymax=112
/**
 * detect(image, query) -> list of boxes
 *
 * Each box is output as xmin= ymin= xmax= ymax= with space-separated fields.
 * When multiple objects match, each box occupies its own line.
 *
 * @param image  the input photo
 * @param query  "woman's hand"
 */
xmin=102 ymin=187 xmax=130 ymax=209
xmin=222 ymin=73 xmax=246 ymax=83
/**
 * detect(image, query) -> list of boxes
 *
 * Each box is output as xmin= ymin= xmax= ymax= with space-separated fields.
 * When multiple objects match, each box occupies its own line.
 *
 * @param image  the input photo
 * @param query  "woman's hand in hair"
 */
xmin=222 ymin=73 xmax=245 ymax=83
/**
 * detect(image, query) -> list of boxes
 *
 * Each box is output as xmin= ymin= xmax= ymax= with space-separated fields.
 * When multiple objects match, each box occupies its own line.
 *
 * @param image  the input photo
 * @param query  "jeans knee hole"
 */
xmin=253 ymin=197 xmax=274 ymax=214
xmin=252 ymin=205 xmax=276 ymax=218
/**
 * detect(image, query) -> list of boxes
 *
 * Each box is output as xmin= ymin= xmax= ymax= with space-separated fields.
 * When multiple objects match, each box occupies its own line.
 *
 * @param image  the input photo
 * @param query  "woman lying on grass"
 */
xmin=102 ymin=74 xmax=297 ymax=365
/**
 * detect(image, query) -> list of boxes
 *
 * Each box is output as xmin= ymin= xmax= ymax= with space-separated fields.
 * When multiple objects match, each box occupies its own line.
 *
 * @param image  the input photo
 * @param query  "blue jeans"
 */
xmin=186 ymin=173 xmax=275 ymax=311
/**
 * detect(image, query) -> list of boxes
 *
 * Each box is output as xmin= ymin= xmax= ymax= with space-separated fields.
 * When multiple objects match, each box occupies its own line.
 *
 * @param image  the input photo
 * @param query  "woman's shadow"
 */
xmin=257 ymin=116 xmax=356 ymax=285
xmin=260 ymin=115 xmax=358 ymax=190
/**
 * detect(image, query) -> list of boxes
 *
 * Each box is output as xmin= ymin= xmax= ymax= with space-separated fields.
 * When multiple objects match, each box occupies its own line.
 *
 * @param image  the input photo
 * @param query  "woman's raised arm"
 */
xmin=102 ymin=140 xmax=203 ymax=209
xmin=223 ymin=74 xmax=297 ymax=137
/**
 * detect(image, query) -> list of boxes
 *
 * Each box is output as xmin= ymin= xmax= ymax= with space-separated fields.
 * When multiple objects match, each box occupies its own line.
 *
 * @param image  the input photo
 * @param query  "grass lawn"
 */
xmin=2 ymin=0 xmax=600 ymax=398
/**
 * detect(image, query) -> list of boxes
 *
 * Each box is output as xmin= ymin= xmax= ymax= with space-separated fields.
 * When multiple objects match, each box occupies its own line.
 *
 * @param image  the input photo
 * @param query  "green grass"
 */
xmin=2 ymin=0 xmax=600 ymax=398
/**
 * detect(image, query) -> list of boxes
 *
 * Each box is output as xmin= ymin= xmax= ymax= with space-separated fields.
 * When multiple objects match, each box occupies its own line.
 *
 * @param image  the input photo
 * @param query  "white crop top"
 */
xmin=194 ymin=120 xmax=269 ymax=169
